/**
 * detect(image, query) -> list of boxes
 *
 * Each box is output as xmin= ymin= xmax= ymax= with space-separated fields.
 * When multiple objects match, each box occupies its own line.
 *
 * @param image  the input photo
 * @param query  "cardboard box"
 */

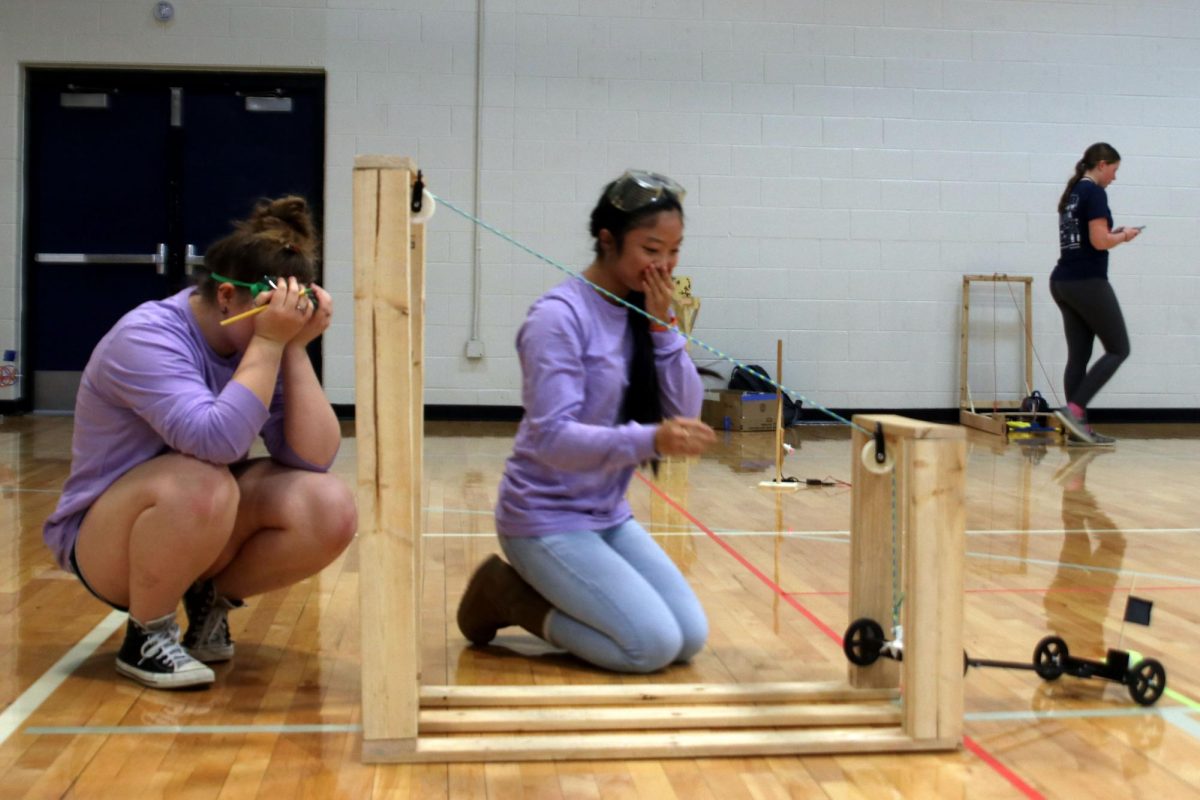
xmin=701 ymin=389 xmax=778 ymax=432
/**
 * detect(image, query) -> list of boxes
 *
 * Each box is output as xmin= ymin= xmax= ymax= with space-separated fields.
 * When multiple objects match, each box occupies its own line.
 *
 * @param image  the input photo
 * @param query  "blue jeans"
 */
xmin=500 ymin=519 xmax=708 ymax=673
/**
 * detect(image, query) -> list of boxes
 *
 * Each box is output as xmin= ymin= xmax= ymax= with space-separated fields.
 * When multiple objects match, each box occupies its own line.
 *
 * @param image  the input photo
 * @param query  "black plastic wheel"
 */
xmin=843 ymin=618 xmax=885 ymax=666
xmin=1128 ymin=659 xmax=1167 ymax=706
xmin=1033 ymin=636 xmax=1069 ymax=680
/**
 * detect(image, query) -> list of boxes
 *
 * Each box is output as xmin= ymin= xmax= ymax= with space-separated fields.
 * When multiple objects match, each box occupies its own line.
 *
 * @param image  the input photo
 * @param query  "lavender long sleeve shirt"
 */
xmin=43 ymin=287 xmax=332 ymax=570
xmin=495 ymin=278 xmax=703 ymax=537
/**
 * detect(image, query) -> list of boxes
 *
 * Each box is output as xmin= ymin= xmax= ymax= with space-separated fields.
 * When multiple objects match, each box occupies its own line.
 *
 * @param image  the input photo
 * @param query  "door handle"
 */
xmin=36 ymin=243 xmax=168 ymax=275
xmin=185 ymin=243 xmax=205 ymax=275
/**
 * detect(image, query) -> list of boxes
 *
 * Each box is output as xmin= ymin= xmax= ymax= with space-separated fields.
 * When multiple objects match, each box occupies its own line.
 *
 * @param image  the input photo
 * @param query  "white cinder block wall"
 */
xmin=2 ymin=0 xmax=1200 ymax=411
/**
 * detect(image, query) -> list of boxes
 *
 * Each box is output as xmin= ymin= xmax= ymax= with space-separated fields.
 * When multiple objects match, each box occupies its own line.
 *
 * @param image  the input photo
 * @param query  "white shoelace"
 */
xmin=141 ymin=623 xmax=195 ymax=669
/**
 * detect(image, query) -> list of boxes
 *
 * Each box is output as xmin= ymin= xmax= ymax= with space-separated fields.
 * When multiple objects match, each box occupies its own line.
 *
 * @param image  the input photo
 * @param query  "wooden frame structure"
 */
xmin=959 ymin=273 xmax=1034 ymax=436
xmin=355 ymin=156 xmax=967 ymax=763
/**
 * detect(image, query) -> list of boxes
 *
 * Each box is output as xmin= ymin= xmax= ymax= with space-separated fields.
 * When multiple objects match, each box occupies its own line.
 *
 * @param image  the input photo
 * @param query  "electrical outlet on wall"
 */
xmin=465 ymin=339 xmax=485 ymax=359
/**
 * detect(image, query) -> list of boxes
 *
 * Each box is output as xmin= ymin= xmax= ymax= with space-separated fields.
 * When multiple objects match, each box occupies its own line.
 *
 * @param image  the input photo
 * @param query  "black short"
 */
xmin=69 ymin=544 xmax=129 ymax=613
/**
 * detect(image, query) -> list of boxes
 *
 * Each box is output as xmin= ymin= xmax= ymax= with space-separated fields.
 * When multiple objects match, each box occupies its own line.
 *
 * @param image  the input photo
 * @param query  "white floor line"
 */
xmin=0 ymin=610 xmax=125 ymax=746
xmin=967 ymin=552 xmax=1200 ymax=585
xmin=420 ymin=526 xmax=1200 ymax=539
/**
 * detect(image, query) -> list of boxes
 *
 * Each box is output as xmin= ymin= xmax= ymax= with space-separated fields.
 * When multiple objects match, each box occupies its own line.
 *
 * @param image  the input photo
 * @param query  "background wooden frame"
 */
xmin=959 ymin=273 xmax=1035 ymax=437
xmin=355 ymin=156 xmax=967 ymax=763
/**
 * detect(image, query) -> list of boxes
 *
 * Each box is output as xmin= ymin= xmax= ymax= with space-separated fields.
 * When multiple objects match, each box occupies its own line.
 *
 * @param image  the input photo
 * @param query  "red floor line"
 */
xmin=636 ymin=473 xmax=843 ymax=645
xmin=964 ymin=736 xmax=1045 ymax=799
xmin=787 ymin=584 xmax=1200 ymax=597
xmin=637 ymin=472 xmax=1046 ymax=800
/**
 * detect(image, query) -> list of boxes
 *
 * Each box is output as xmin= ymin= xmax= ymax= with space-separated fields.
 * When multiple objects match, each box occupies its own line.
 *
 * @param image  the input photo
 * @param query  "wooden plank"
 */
xmin=418 ymin=702 xmax=900 ymax=733
xmin=1024 ymin=278 xmax=1034 ymax=394
xmin=358 ymin=160 xmax=421 ymax=744
xmin=411 ymin=187 xmax=427 ymax=665
xmin=355 ymin=154 xmax=418 ymax=171
xmin=961 ymin=273 xmax=1033 ymax=283
xmin=362 ymin=728 xmax=957 ymax=764
xmin=960 ymin=275 xmax=970 ymax=410
xmin=901 ymin=436 xmax=966 ymax=745
xmin=352 ymin=167 xmax=379 ymax=559
xmin=933 ymin=436 xmax=966 ymax=744
xmin=848 ymin=417 xmax=899 ymax=690
xmin=420 ymin=681 xmax=898 ymax=708
xmin=774 ymin=339 xmax=783 ymax=480
xmin=958 ymin=410 xmax=1006 ymax=437
xmin=852 ymin=414 xmax=963 ymax=440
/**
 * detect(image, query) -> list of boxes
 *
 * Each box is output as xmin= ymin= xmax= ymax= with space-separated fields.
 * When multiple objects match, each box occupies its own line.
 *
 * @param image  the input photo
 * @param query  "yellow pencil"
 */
xmin=219 ymin=288 xmax=315 ymax=326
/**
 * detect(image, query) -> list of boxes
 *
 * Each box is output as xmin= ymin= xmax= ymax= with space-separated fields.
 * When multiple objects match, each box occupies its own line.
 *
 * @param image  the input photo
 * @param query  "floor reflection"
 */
xmin=1045 ymin=448 xmax=1124 ymax=659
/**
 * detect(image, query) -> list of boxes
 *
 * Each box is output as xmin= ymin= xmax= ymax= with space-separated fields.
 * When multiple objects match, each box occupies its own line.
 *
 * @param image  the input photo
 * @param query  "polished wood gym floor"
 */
xmin=2 ymin=415 xmax=1200 ymax=798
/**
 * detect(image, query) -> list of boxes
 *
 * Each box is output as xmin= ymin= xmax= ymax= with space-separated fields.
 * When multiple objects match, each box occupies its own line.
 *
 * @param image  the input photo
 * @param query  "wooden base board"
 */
xmin=360 ymin=682 xmax=950 ymax=763
xmin=362 ymin=726 xmax=958 ymax=763
xmin=961 ymin=409 xmax=1064 ymax=439
xmin=420 ymin=681 xmax=897 ymax=707
xmin=959 ymin=409 xmax=1008 ymax=436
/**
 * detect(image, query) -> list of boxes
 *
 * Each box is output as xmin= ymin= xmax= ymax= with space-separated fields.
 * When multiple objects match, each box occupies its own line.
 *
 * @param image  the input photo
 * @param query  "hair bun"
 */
xmin=240 ymin=195 xmax=317 ymax=257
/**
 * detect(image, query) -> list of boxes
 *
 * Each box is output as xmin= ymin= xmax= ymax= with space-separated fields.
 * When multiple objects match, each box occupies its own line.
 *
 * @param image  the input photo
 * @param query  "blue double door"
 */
xmin=25 ymin=68 xmax=325 ymax=411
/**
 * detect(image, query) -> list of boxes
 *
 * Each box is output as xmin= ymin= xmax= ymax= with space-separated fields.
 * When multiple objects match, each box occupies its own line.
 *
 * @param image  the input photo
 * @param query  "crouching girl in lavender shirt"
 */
xmin=457 ymin=171 xmax=716 ymax=673
xmin=43 ymin=197 xmax=356 ymax=689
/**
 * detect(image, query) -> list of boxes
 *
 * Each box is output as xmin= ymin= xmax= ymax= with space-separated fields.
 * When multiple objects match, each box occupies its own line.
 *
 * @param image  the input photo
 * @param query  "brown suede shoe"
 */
xmin=456 ymin=554 xmax=552 ymax=645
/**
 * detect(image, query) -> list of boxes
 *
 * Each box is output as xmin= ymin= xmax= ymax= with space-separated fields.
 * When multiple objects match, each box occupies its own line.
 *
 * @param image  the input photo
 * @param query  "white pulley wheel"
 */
xmin=861 ymin=439 xmax=894 ymax=475
xmin=412 ymin=188 xmax=436 ymax=225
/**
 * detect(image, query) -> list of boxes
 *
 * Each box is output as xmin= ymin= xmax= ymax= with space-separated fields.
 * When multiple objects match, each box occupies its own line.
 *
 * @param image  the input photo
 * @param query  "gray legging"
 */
xmin=1049 ymin=278 xmax=1130 ymax=409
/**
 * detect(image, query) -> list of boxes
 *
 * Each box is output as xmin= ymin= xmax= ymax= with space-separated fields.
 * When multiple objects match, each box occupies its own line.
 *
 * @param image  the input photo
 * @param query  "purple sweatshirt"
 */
xmin=495 ymin=278 xmax=703 ymax=537
xmin=43 ymin=287 xmax=332 ymax=570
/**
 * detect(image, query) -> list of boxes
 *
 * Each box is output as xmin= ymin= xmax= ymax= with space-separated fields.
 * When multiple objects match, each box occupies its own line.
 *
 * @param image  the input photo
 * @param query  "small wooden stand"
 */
xmin=759 ymin=339 xmax=799 ymax=491
xmin=356 ymin=156 xmax=967 ymax=763
xmin=959 ymin=274 xmax=1034 ymax=437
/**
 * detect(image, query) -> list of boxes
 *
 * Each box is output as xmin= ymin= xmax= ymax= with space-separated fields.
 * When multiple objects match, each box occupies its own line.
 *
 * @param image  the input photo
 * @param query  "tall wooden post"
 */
xmin=848 ymin=413 xmax=965 ymax=748
xmin=354 ymin=156 xmax=423 ymax=755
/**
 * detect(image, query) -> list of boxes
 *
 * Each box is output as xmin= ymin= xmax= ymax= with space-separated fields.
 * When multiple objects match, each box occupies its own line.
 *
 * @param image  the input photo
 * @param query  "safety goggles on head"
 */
xmin=605 ymin=170 xmax=686 ymax=212
xmin=209 ymin=272 xmax=273 ymax=296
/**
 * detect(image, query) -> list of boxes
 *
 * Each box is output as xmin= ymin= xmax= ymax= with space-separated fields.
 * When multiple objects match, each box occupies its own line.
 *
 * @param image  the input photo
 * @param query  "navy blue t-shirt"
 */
xmin=1053 ymin=178 xmax=1112 ymax=281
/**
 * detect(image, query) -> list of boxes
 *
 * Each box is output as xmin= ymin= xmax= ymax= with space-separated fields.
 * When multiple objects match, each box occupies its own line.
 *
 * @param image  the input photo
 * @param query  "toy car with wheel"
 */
xmin=842 ymin=618 xmax=1166 ymax=706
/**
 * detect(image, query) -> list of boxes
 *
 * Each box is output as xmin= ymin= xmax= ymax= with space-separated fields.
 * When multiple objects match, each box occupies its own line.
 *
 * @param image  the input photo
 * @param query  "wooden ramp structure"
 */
xmin=354 ymin=156 xmax=968 ymax=763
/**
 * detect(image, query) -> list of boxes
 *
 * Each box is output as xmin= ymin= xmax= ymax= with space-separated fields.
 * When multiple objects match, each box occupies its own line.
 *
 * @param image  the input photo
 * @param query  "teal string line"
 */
xmin=427 ymin=190 xmax=868 ymax=435
xmin=427 ymin=187 xmax=904 ymax=618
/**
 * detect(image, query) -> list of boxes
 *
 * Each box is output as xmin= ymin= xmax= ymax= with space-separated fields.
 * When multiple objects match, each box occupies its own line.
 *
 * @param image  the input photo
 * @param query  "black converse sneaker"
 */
xmin=182 ymin=579 xmax=242 ymax=663
xmin=116 ymin=614 xmax=215 ymax=689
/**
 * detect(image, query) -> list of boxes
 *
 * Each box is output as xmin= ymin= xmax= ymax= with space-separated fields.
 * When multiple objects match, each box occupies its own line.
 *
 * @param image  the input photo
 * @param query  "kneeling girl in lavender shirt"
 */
xmin=457 ymin=171 xmax=716 ymax=673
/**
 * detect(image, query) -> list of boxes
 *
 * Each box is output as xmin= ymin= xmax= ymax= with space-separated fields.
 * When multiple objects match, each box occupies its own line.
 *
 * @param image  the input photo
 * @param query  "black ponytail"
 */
xmin=620 ymin=291 xmax=662 ymax=428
